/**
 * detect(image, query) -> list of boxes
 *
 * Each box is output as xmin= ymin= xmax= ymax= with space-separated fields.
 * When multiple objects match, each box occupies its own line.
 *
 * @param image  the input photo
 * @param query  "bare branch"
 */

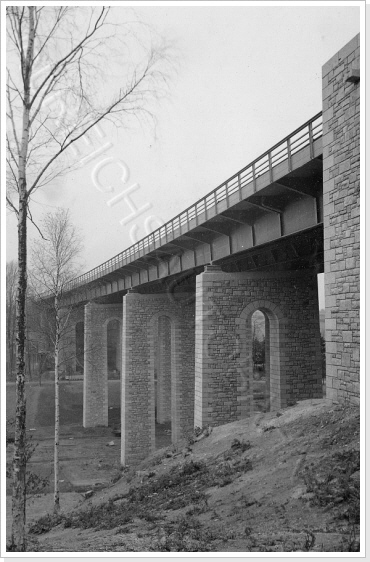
xmin=27 ymin=205 xmax=47 ymax=241
xmin=6 ymin=155 xmax=19 ymax=196
xmin=6 ymin=196 xmax=19 ymax=216
xmin=27 ymin=55 xmax=162 ymax=196
xmin=32 ymin=7 xmax=67 ymax=65
xmin=7 ymin=75 xmax=21 ymax=153
xmin=7 ymin=70 xmax=25 ymax=104
xmin=29 ymin=7 xmax=109 ymax=109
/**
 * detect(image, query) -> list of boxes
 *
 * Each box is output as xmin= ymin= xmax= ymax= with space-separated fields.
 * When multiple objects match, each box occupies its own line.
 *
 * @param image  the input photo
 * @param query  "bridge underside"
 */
xmin=91 ymin=223 xmax=322 ymax=304
xmin=69 ymin=154 xmax=323 ymax=305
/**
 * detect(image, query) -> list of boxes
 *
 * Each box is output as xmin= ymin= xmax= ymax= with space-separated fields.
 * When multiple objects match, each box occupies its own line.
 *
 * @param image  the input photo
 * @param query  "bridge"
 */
xmin=58 ymin=35 xmax=360 ymax=467
xmin=65 ymin=112 xmax=323 ymax=303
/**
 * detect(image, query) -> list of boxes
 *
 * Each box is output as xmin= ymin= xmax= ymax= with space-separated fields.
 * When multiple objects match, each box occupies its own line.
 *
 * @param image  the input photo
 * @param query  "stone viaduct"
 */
xmin=58 ymin=36 xmax=360 ymax=467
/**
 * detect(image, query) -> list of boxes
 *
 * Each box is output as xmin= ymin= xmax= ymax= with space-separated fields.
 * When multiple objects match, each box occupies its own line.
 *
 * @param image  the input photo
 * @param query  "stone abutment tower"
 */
xmin=322 ymin=34 xmax=360 ymax=405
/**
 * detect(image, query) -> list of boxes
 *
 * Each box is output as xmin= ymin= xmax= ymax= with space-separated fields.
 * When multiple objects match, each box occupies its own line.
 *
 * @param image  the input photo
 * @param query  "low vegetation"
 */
xmin=6 ymin=419 xmax=49 ymax=500
xmin=15 ymin=401 xmax=361 ymax=552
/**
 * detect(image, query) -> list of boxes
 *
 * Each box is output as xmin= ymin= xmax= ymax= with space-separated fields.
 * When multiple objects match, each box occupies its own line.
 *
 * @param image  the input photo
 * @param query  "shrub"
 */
xmin=301 ymin=449 xmax=360 ymax=524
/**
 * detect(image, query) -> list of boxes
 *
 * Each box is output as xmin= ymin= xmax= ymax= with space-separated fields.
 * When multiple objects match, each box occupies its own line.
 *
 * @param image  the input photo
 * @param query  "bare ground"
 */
xmin=6 ymin=389 xmax=360 ymax=553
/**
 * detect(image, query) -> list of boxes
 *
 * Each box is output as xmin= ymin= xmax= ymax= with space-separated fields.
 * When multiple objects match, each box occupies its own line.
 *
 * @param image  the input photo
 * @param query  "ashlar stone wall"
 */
xmin=121 ymin=291 xmax=195 ymax=466
xmin=83 ymin=302 xmax=122 ymax=427
xmin=322 ymin=34 xmax=360 ymax=405
xmin=195 ymin=266 xmax=322 ymax=428
xmin=155 ymin=316 xmax=172 ymax=423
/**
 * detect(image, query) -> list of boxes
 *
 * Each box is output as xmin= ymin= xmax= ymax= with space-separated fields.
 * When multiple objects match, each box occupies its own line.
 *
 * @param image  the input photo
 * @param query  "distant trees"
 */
xmin=252 ymin=311 xmax=265 ymax=367
xmin=252 ymin=336 xmax=265 ymax=366
xmin=30 ymin=208 xmax=83 ymax=514
xmin=321 ymin=335 xmax=326 ymax=382
xmin=6 ymin=261 xmax=18 ymax=379
xmin=6 ymin=261 xmax=51 ymax=383
xmin=25 ymin=294 xmax=55 ymax=384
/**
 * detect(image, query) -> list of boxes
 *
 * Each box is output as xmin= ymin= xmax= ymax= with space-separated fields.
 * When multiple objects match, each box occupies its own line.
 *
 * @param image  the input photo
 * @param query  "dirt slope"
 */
xmin=19 ymin=398 xmax=360 ymax=553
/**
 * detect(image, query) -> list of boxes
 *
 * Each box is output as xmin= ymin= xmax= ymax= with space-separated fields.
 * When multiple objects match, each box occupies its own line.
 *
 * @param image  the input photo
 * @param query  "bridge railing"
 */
xmin=65 ymin=112 xmax=322 ymax=291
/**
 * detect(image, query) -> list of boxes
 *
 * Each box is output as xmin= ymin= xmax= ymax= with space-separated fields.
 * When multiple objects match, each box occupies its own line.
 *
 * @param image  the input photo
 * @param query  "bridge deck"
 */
xmin=66 ymin=113 xmax=323 ymax=303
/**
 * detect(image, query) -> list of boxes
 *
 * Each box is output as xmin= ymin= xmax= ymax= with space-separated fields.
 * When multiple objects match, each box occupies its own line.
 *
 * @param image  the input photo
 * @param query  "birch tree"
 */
xmin=30 ymin=208 xmax=83 ymax=514
xmin=6 ymin=6 xmax=173 ymax=550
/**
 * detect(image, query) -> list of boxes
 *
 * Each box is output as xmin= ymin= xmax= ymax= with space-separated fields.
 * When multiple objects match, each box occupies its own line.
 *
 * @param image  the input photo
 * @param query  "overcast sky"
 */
xmin=5 ymin=3 xmax=361 ymax=307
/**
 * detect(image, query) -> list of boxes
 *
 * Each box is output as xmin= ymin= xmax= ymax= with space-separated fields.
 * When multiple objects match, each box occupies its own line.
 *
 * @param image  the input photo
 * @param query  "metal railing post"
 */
xmin=268 ymin=152 xmax=273 ymax=184
xmin=308 ymin=121 xmax=314 ymax=159
xmin=287 ymin=138 xmax=292 ymax=172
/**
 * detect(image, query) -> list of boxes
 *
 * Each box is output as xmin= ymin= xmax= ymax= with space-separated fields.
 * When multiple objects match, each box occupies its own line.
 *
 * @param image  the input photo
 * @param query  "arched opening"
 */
xmin=107 ymin=319 xmax=121 ymax=380
xmin=154 ymin=315 xmax=172 ymax=449
xmin=238 ymin=302 xmax=282 ymax=415
xmin=75 ymin=322 xmax=84 ymax=374
xmin=251 ymin=310 xmax=268 ymax=412
xmin=106 ymin=318 xmax=121 ymax=432
xmin=317 ymin=272 xmax=326 ymax=396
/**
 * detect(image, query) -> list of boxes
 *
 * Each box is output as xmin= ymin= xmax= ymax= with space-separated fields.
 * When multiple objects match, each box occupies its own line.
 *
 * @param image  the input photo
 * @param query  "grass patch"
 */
xmin=150 ymin=515 xmax=226 ymax=552
xmin=6 ymin=418 xmax=49 ymax=499
xmin=29 ymin=500 xmax=154 ymax=534
xmin=28 ymin=513 xmax=66 ymax=535
xmin=29 ymin=452 xmax=254 ymax=537
xmin=127 ymin=460 xmax=210 ymax=510
xmin=230 ymin=438 xmax=251 ymax=452
xmin=29 ymin=460 xmax=209 ymax=534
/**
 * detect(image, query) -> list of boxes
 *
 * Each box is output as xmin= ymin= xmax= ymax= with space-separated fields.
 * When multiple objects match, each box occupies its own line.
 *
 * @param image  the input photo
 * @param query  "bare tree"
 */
xmin=30 ymin=208 xmax=83 ymax=514
xmin=6 ymin=6 xmax=173 ymax=550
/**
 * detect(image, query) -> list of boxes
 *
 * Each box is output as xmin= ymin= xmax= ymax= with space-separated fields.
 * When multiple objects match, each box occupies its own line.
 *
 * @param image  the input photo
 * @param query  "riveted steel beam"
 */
xmin=246 ymin=196 xmax=283 ymax=214
xmin=273 ymin=180 xmax=315 ymax=198
xmin=220 ymin=211 xmax=253 ymax=225
xmin=200 ymin=222 xmax=232 ymax=236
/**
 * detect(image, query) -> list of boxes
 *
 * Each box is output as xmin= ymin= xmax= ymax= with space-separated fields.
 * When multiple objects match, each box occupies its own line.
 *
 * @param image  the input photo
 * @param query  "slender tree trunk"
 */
xmin=6 ymin=290 xmax=16 ymax=379
xmin=11 ymin=196 xmax=28 ymax=551
xmin=54 ymin=301 xmax=60 ymax=513
xmin=6 ymin=303 xmax=14 ymax=378
xmin=11 ymin=6 xmax=35 ymax=550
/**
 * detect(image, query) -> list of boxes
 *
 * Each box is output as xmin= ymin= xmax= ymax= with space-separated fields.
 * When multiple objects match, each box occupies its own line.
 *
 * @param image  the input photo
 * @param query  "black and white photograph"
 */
xmin=3 ymin=0 xmax=364 ymax=557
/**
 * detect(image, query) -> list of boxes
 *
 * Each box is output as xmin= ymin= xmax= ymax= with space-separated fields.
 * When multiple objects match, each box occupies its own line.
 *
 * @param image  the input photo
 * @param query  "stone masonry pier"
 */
xmin=194 ymin=266 xmax=322 ymax=428
xmin=83 ymin=303 xmax=122 ymax=427
xmin=121 ymin=291 xmax=195 ymax=466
